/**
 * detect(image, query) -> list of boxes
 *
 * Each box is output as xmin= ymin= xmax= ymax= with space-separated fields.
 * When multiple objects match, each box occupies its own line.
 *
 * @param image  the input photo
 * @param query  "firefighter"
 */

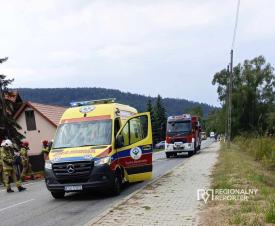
xmin=1 ymin=139 xmax=26 ymax=193
xmin=20 ymin=141 xmax=34 ymax=182
xmin=41 ymin=140 xmax=50 ymax=160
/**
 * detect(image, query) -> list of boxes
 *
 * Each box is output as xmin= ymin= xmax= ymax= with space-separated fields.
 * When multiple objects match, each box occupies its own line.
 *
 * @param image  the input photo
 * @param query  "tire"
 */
xmin=166 ymin=152 xmax=171 ymax=158
xmin=111 ymin=173 xmax=122 ymax=196
xmin=194 ymin=141 xmax=197 ymax=154
xmin=188 ymin=151 xmax=194 ymax=157
xmin=51 ymin=191 xmax=65 ymax=199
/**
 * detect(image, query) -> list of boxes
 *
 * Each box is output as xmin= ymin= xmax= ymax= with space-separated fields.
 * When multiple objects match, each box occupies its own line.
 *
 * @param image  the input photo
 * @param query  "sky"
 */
xmin=0 ymin=0 xmax=274 ymax=107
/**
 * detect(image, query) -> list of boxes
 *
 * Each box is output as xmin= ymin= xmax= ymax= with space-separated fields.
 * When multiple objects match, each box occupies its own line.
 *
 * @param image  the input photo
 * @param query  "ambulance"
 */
xmin=44 ymin=98 xmax=153 ymax=199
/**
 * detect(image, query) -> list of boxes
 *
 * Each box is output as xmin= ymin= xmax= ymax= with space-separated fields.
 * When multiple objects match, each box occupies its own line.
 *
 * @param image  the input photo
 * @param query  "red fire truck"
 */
xmin=165 ymin=114 xmax=201 ymax=158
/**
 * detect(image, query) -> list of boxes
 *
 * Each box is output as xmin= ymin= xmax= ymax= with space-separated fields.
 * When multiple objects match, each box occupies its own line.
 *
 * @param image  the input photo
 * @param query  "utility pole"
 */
xmin=225 ymin=64 xmax=229 ymax=141
xmin=227 ymin=50 xmax=233 ymax=147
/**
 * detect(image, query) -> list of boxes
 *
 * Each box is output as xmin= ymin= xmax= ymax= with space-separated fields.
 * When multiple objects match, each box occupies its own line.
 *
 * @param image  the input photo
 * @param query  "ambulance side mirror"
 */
xmin=116 ymin=135 xmax=124 ymax=149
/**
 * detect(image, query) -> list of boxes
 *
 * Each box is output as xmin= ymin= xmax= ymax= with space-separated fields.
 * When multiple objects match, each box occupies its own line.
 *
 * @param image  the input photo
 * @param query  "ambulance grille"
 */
xmin=52 ymin=161 xmax=93 ymax=182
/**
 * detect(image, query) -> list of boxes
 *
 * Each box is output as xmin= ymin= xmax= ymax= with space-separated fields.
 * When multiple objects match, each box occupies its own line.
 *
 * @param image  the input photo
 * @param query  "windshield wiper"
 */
xmin=77 ymin=144 xmax=96 ymax=147
xmin=53 ymin=144 xmax=109 ymax=149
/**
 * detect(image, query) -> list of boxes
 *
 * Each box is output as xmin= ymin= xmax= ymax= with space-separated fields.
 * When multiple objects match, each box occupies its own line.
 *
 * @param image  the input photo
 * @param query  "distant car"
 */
xmin=210 ymin=132 xmax=215 ymax=139
xmin=155 ymin=141 xmax=165 ymax=149
xmin=201 ymin=132 xmax=207 ymax=140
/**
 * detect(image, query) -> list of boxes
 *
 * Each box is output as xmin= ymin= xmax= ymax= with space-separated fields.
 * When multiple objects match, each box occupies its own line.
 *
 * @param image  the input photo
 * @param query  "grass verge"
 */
xmin=200 ymin=142 xmax=275 ymax=226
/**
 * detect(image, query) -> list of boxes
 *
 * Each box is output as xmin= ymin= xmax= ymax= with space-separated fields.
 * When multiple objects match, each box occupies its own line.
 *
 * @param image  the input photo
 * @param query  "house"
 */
xmin=14 ymin=102 xmax=66 ymax=156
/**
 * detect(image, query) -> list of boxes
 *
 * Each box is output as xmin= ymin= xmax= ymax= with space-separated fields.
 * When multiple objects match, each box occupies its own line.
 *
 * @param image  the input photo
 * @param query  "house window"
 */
xmin=25 ymin=110 xmax=36 ymax=131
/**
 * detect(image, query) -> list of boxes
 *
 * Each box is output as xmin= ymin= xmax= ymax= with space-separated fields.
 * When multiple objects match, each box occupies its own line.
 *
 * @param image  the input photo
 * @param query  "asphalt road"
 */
xmin=0 ymin=139 xmax=213 ymax=226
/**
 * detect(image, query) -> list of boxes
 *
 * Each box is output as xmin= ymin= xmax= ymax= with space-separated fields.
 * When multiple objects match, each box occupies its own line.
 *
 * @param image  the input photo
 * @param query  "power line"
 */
xmin=227 ymin=0 xmax=241 ymax=146
xmin=231 ymin=0 xmax=241 ymax=50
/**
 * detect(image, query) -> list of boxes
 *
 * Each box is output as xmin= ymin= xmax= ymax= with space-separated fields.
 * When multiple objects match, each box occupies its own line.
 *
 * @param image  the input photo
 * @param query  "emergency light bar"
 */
xmin=168 ymin=114 xmax=191 ymax=121
xmin=70 ymin=98 xmax=116 ymax=107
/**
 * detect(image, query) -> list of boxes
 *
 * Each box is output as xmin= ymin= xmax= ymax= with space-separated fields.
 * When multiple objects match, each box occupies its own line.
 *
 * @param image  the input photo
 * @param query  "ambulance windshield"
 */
xmin=53 ymin=120 xmax=112 ymax=149
xmin=167 ymin=120 xmax=191 ymax=135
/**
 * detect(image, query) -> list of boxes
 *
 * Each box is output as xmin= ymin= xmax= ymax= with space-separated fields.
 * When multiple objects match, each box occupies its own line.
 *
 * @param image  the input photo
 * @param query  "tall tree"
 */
xmin=146 ymin=98 xmax=158 ymax=144
xmin=185 ymin=105 xmax=204 ymax=118
xmin=212 ymin=55 xmax=275 ymax=136
xmin=154 ymin=95 xmax=167 ymax=142
xmin=0 ymin=57 xmax=23 ymax=143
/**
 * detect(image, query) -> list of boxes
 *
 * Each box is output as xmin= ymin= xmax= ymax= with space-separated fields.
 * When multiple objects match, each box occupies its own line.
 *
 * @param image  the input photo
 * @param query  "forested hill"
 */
xmin=18 ymin=88 xmax=215 ymax=116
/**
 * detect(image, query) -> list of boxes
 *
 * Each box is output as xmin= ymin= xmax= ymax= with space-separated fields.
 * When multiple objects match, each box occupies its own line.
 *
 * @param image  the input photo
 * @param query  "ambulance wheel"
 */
xmin=51 ymin=191 xmax=65 ymax=199
xmin=111 ymin=173 xmax=122 ymax=196
xmin=188 ymin=151 xmax=194 ymax=157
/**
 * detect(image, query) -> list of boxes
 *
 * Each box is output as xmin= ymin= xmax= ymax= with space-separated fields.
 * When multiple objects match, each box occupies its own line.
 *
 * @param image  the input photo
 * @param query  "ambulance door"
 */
xmin=115 ymin=112 xmax=153 ymax=182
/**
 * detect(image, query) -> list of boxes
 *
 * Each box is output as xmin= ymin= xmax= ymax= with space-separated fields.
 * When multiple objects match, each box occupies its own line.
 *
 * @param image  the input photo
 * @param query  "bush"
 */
xmin=234 ymin=136 xmax=275 ymax=168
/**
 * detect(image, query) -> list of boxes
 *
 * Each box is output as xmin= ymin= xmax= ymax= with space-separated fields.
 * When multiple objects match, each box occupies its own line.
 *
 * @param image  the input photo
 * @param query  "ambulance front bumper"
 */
xmin=45 ymin=163 xmax=115 ymax=193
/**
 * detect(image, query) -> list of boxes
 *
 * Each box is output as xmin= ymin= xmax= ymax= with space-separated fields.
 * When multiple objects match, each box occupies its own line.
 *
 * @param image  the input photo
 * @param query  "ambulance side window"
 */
xmin=129 ymin=115 xmax=148 ymax=144
xmin=120 ymin=123 xmax=130 ymax=146
xmin=117 ymin=115 xmax=149 ymax=148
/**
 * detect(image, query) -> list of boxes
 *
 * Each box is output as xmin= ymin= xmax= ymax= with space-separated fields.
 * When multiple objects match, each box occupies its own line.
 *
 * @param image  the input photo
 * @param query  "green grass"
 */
xmin=234 ymin=136 xmax=275 ymax=169
xmin=203 ymin=140 xmax=275 ymax=226
xmin=142 ymin=206 xmax=151 ymax=210
xmin=265 ymin=201 xmax=275 ymax=224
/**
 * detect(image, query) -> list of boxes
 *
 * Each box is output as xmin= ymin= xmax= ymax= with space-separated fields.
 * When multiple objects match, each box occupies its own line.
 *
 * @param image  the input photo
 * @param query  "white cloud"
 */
xmin=0 ymin=0 xmax=275 ymax=106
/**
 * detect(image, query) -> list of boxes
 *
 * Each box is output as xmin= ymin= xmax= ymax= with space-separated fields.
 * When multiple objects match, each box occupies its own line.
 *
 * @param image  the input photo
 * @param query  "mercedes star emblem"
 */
xmin=66 ymin=164 xmax=75 ymax=174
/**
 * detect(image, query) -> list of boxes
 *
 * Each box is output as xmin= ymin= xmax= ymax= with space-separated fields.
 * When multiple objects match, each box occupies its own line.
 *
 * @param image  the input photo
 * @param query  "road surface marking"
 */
xmin=0 ymin=199 xmax=35 ymax=213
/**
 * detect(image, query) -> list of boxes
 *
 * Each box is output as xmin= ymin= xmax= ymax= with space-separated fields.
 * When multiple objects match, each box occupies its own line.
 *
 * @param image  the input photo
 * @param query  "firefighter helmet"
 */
xmin=42 ymin=140 xmax=48 ymax=146
xmin=21 ymin=141 xmax=29 ymax=148
xmin=1 ymin=139 xmax=13 ymax=147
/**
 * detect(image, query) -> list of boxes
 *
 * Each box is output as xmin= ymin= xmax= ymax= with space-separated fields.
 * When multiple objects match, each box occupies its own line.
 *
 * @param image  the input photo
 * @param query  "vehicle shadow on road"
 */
xmin=172 ymin=154 xmax=190 ymax=158
xmin=58 ymin=182 xmax=144 ymax=201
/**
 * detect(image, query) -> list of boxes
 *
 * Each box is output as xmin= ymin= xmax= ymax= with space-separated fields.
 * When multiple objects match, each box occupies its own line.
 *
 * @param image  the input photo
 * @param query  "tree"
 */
xmin=154 ymin=95 xmax=167 ymax=142
xmin=185 ymin=105 xmax=204 ymax=118
xmin=212 ymin=55 xmax=275 ymax=137
xmin=146 ymin=98 xmax=153 ymax=115
xmin=266 ymin=107 xmax=275 ymax=135
xmin=146 ymin=98 xmax=158 ymax=144
xmin=0 ymin=57 xmax=24 ymax=143
xmin=205 ymin=108 xmax=226 ymax=135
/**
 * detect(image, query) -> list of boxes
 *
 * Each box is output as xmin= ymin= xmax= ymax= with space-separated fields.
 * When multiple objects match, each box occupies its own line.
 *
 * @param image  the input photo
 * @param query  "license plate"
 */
xmin=174 ymin=142 xmax=183 ymax=146
xmin=65 ymin=185 xmax=83 ymax=191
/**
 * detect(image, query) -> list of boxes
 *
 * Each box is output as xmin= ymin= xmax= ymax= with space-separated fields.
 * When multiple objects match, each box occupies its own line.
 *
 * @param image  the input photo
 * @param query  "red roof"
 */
xmin=14 ymin=102 xmax=66 ymax=127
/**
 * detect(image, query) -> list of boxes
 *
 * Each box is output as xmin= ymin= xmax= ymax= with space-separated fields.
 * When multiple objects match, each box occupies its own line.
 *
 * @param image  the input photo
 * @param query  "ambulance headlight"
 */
xmin=45 ymin=161 xmax=52 ymax=170
xmin=94 ymin=156 xmax=111 ymax=166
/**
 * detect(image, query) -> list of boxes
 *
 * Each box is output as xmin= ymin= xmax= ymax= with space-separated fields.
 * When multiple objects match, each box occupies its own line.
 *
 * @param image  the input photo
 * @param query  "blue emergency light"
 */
xmin=70 ymin=98 xmax=116 ymax=107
